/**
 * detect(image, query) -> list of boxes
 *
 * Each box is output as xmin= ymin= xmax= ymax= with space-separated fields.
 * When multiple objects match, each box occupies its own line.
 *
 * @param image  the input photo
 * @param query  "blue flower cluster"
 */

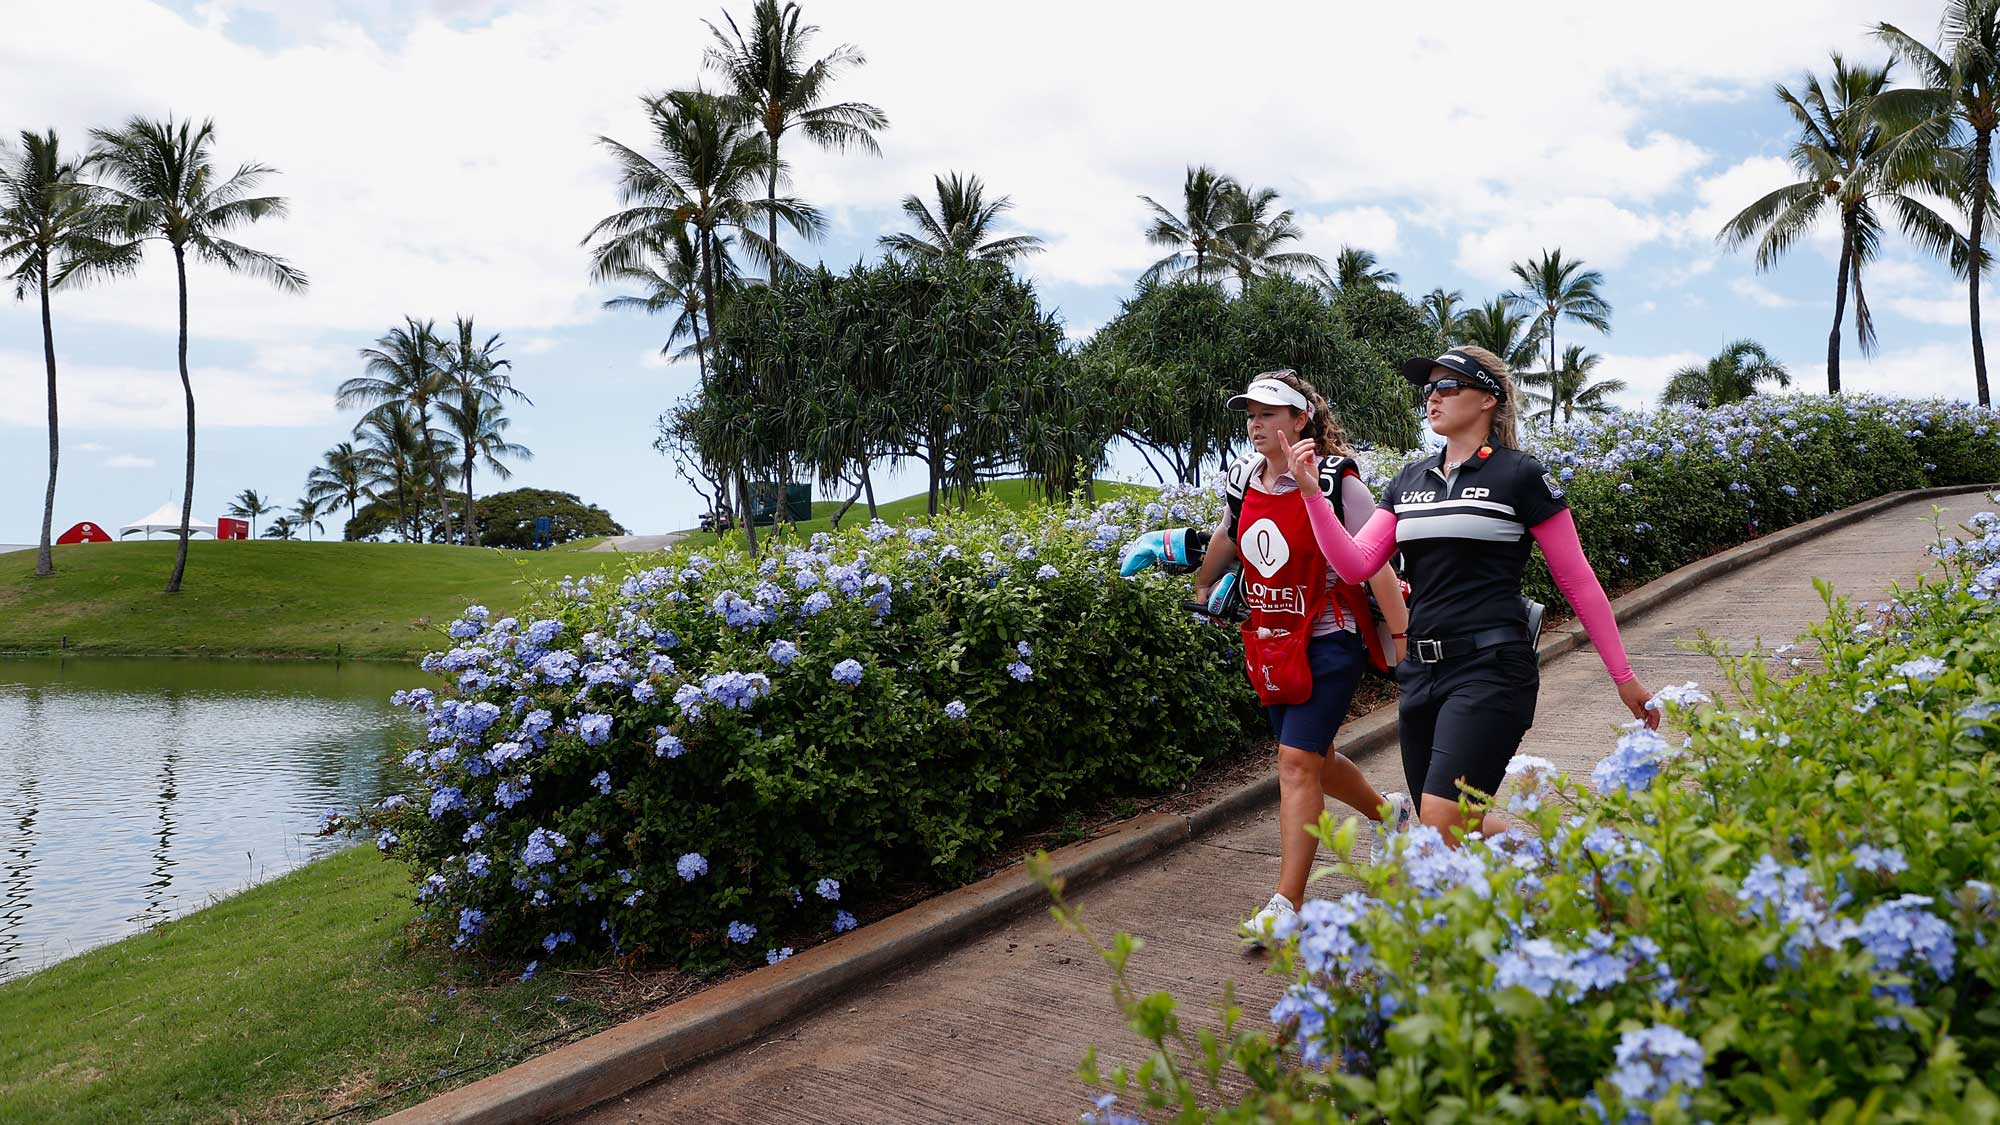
xmin=1588 ymin=1024 xmax=1705 ymax=1123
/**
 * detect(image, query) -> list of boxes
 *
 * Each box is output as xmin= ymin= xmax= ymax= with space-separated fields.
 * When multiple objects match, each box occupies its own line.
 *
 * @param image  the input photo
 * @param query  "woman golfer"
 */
xmin=1131 ymin=369 xmax=1413 ymax=943
xmin=1298 ymin=345 xmax=1657 ymax=845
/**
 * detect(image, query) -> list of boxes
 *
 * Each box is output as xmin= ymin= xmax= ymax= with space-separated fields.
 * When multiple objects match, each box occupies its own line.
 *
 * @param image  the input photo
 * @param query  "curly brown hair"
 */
xmin=1255 ymin=369 xmax=1355 ymax=460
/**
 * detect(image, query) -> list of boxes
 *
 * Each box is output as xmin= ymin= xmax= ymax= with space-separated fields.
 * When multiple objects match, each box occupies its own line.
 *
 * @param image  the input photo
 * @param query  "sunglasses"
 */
xmin=1421 ymin=378 xmax=1487 ymax=399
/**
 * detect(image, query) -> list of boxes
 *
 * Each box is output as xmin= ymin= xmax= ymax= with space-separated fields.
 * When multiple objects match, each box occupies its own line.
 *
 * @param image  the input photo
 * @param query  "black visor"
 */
xmin=1399 ymin=350 xmax=1505 ymax=399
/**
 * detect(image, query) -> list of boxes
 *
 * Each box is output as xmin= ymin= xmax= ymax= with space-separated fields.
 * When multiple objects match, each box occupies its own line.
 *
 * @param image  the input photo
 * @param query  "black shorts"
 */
xmin=1265 ymin=630 xmax=1368 ymax=754
xmin=1396 ymin=640 xmax=1539 ymax=802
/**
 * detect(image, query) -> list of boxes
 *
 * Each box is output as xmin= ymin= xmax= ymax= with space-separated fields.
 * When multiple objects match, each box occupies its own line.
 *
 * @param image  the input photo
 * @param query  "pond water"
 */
xmin=0 ymin=657 xmax=422 ymax=982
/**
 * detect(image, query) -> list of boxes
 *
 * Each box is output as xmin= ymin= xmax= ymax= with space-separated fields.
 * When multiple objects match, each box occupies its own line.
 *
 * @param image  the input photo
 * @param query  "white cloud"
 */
xmin=1595 ymin=350 xmax=1708 ymax=410
xmin=1729 ymin=278 xmax=1796 ymax=308
xmin=1678 ymin=156 xmax=1801 ymax=247
xmin=1299 ymin=207 xmax=1402 ymax=257
xmin=77 ymin=441 xmax=107 ymax=452
xmin=104 ymin=453 xmax=157 ymax=469
xmin=1840 ymin=340 xmax=1987 ymax=401
xmin=1884 ymin=294 xmax=1970 ymax=326
xmin=0 ymin=0 xmax=1942 ymax=352
xmin=1454 ymin=198 xmax=1666 ymax=285
xmin=0 ymin=351 xmax=331 ymax=430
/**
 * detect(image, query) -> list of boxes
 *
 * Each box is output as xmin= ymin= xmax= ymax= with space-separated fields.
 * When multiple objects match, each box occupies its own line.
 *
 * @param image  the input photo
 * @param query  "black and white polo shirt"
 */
xmin=1377 ymin=444 xmax=1569 ymax=638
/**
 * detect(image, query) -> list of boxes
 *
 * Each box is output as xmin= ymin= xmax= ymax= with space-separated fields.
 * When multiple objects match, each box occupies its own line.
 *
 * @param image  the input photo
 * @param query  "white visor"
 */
xmin=1226 ymin=378 xmax=1312 ymax=415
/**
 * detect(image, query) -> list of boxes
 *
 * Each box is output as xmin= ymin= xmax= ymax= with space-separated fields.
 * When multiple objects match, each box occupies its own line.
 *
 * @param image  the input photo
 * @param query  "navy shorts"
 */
xmin=1395 ymin=640 xmax=1539 ymax=802
xmin=1265 ymin=630 xmax=1368 ymax=754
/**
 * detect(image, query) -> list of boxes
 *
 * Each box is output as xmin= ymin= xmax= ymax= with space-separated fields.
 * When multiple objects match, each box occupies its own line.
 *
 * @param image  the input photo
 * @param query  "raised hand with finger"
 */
xmin=1286 ymin=438 xmax=1319 ymax=484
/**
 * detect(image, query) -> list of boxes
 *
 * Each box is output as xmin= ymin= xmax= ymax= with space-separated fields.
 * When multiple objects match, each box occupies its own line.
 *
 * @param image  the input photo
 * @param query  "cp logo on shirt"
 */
xmin=1239 ymin=518 xmax=1291 ymax=578
xmin=1462 ymin=487 xmax=1491 ymax=499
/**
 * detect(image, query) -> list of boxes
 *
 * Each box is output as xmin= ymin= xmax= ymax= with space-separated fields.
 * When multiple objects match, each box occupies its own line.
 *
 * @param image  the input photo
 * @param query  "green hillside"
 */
xmin=0 ymin=478 xmax=1158 ymax=659
xmin=0 ymin=539 xmax=633 ymax=660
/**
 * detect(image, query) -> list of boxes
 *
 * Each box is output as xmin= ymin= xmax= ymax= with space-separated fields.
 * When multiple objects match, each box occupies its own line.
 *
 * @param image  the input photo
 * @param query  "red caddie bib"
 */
xmin=1236 ymin=480 xmax=1330 ymax=705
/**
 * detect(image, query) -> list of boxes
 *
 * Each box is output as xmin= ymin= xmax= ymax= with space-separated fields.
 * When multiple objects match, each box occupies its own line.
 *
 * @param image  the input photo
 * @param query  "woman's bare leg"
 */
xmin=1318 ymin=750 xmax=1386 ymax=818
xmin=1417 ymin=793 xmax=1505 ymax=848
xmin=1276 ymin=745 xmax=1326 ymax=906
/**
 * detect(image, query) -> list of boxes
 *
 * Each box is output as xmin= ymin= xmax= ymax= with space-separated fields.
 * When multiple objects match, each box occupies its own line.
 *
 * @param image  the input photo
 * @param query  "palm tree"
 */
xmin=587 ymin=88 xmax=822 ymax=554
xmin=286 ymin=496 xmax=326 ymax=541
xmin=1876 ymin=2 xmax=2000 ymax=407
xmin=436 ymin=395 xmax=533 ymax=545
xmin=704 ymin=0 xmax=886 ymax=283
xmin=1718 ymin=54 xmax=1961 ymax=394
xmin=1505 ymin=249 xmax=1611 ymax=390
xmin=341 ymin=318 xmax=456 ymax=542
xmin=226 ymin=488 xmax=273 ymax=537
xmin=1455 ymin=297 xmax=1545 ymax=372
xmin=88 ymin=116 xmax=307 ymax=593
xmin=1216 ymin=183 xmax=1323 ymax=288
xmin=1420 ymin=287 xmax=1466 ymax=353
xmin=440 ymin=316 xmax=530 ymax=544
xmin=0 ymin=129 xmax=135 ymax=578
xmin=1138 ymin=165 xmax=1244 ymax=284
xmin=878 ymin=171 xmax=1044 ymax=263
xmin=600 ymin=227 xmax=739 ymax=372
xmin=304 ymin=441 xmax=370 ymax=531
xmin=1525 ymin=346 xmax=1626 ymax=425
xmin=1661 ymin=339 xmax=1792 ymax=407
xmin=1333 ymin=245 xmax=1399 ymax=290
xmin=262 ymin=516 xmax=298 ymax=541
xmin=354 ymin=405 xmax=438 ymax=542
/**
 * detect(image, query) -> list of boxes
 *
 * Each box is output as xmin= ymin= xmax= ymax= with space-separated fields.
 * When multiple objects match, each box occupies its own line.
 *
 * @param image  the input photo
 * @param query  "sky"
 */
xmin=1 ymin=0 xmax=1992 ymax=543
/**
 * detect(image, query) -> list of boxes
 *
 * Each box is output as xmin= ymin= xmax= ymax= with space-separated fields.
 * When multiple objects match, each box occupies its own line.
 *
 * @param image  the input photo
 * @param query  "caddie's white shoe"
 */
xmin=1242 ymin=893 xmax=1299 ymax=948
xmin=1373 ymin=792 xmax=1414 ymax=862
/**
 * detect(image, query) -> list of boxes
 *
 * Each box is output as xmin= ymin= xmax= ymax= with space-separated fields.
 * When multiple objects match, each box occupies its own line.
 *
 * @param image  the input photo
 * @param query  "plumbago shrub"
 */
xmin=1053 ymin=499 xmax=2000 ymax=1123
xmin=1353 ymin=395 xmax=2000 ymax=611
xmin=340 ymin=487 xmax=1259 ymax=972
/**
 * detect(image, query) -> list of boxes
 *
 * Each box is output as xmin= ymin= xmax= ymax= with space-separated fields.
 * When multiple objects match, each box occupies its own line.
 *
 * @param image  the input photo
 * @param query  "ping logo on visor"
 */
xmin=1400 ymin=349 xmax=1505 ymax=399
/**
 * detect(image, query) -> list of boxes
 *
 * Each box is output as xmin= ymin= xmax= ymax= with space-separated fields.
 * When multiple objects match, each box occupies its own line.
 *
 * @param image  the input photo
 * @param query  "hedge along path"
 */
xmin=392 ymin=485 xmax=1992 ymax=1125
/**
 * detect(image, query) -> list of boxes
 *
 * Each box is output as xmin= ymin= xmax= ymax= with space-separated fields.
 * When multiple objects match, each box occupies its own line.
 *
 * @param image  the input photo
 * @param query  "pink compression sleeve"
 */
xmin=1529 ymin=509 xmax=1635 ymax=685
xmin=1302 ymin=487 xmax=1398 ymax=584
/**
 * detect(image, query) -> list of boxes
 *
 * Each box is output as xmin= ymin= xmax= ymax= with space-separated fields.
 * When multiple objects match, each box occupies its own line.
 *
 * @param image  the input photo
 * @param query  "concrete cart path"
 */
xmin=585 ymin=534 xmax=687 ymax=553
xmin=575 ymin=489 xmax=1989 ymax=1125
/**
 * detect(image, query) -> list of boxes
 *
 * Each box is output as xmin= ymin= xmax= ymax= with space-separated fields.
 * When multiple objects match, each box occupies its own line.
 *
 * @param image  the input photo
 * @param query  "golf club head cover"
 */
xmin=1119 ymin=527 xmax=1210 ymax=577
xmin=1207 ymin=569 xmax=1247 ymax=621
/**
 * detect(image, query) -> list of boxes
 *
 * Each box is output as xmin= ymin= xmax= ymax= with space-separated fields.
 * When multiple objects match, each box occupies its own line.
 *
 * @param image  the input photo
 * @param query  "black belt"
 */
xmin=1409 ymin=626 xmax=1528 ymax=664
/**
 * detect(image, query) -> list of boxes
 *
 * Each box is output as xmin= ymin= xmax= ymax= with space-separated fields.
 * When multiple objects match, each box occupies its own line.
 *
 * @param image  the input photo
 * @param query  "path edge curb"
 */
xmin=383 ymin=483 xmax=1994 ymax=1125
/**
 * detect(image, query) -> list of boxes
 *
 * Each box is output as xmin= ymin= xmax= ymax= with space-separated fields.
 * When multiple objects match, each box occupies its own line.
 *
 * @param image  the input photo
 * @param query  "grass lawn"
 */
xmin=0 ymin=540 xmax=637 ymax=660
xmin=674 ymin=476 xmax=1158 ymax=550
xmin=0 ymin=846 xmax=657 ymax=1125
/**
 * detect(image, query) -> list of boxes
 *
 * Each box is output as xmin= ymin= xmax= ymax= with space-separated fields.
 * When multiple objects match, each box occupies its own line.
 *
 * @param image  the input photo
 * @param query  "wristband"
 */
xmin=1390 ymin=632 xmax=1407 ymax=639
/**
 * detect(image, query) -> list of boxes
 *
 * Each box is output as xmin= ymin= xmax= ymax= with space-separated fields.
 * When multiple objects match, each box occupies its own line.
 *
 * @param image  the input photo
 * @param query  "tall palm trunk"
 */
xmin=417 ymin=403 xmax=453 ymax=544
xmin=757 ymin=142 xmax=793 ymax=531
xmin=462 ymin=456 xmax=477 ymax=546
xmin=861 ymin=459 xmax=877 ymax=518
xmin=1972 ymin=128 xmax=1993 ymax=408
xmin=767 ymin=139 xmax=780 ymax=285
xmin=1548 ymin=316 xmax=1559 ymax=391
xmin=1828 ymin=228 xmax=1854 ymax=394
xmin=166 ymin=247 xmax=195 ymax=594
xmin=35 ymin=257 xmax=58 ymax=578
xmin=700 ymin=223 xmax=756 ymax=554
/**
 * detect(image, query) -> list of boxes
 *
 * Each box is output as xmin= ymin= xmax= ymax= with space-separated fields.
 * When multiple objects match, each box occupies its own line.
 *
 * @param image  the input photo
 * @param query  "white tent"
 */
xmin=119 ymin=502 xmax=219 ymax=540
